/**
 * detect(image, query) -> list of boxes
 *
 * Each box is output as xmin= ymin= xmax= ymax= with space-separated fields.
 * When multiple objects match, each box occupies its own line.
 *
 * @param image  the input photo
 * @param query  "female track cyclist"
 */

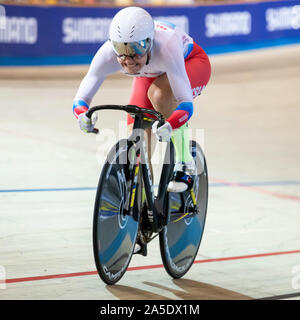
xmin=73 ymin=6 xmax=211 ymax=192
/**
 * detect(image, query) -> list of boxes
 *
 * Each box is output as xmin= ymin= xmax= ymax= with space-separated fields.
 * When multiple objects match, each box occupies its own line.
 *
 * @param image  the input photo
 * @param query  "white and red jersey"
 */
xmin=74 ymin=21 xmax=194 ymax=106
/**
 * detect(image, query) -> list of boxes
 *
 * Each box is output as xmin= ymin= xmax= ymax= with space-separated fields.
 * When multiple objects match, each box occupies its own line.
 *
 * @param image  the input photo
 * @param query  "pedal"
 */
xmin=133 ymin=242 xmax=147 ymax=256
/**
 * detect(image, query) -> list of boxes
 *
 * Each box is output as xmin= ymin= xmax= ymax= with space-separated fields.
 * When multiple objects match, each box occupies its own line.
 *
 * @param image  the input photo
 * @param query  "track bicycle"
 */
xmin=86 ymin=104 xmax=208 ymax=285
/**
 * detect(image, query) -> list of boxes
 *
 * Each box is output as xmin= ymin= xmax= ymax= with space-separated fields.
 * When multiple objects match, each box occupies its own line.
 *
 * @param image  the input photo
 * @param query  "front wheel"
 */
xmin=159 ymin=140 xmax=208 ymax=279
xmin=93 ymin=139 xmax=140 ymax=285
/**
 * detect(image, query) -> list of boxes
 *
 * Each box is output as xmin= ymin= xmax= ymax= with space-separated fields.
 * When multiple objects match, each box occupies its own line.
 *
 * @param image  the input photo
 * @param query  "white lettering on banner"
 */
xmin=266 ymin=6 xmax=300 ymax=32
xmin=205 ymin=11 xmax=251 ymax=38
xmin=0 ymin=16 xmax=37 ymax=43
xmin=62 ymin=17 xmax=112 ymax=43
xmin=0 ymin=5 xmax=6 ymax=30
xmin=62 ymin=16 xmax=189 ymax=44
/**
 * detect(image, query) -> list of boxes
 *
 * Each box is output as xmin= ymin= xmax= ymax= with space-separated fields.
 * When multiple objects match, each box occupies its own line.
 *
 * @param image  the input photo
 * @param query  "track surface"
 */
xmin=0 ymin=45 xmax=300 ymax=300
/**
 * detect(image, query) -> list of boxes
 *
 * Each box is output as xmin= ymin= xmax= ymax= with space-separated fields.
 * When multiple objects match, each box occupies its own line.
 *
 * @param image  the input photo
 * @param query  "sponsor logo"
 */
xmin=0 ymin=16 xmax=38 ymax=44
xmin=62 ymin=17 xmax=112 ymax=43
xmin=266 ymin=5 xmax=300 ymax=31
xmin=155 ymin=16 xmax=189 ymax=33
xmin=103 ymin=265 xmax=125 ymax=282
xmin=192 ymin=85 xmax=205 ymax=98
xmin=178 ymin=114 xmax=189 ymax=123
xmin=147 ymin=210 xmax=154 ymax=223
xmin=205 ymin=11 xmax=251 ymax=38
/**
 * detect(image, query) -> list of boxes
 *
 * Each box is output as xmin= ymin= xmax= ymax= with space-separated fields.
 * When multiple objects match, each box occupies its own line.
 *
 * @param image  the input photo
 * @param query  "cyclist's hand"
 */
xmin=78 ymin=112 xmax=98 ymax=133
xmin=152 ymin=121 xmax=172 ymax=142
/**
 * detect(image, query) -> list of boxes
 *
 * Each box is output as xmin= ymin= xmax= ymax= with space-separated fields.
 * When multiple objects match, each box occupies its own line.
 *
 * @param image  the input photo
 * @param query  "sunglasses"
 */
xmin=111 ymin=39 xmax=152 ymax=59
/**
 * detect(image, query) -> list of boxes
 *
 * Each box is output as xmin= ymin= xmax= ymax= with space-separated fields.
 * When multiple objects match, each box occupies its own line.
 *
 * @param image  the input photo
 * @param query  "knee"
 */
xmin=147 ymin=86 xmax=177 ymax=118
xmin=147 ymin=85 xmax=165 ymax=108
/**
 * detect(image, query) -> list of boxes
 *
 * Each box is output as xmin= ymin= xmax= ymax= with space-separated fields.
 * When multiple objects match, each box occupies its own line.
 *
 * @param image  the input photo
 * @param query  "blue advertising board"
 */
xmin=0 ymin=1 xmax=300 ymax=65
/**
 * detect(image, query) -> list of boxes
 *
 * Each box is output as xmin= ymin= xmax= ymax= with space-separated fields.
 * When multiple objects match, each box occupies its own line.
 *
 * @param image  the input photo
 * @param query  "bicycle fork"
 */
xmin=124 ymin=145 xmax=141 ymax=216
xmin=190 ymin=188 xmax=197 ymax=207
xmin=124 ymin=138 xmax=150 ymax=216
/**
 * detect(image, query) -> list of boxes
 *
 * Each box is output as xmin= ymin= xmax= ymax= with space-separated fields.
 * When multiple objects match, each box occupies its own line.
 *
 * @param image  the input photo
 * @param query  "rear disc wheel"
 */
xmin=159 ymin=141 xmax=208 ymax=279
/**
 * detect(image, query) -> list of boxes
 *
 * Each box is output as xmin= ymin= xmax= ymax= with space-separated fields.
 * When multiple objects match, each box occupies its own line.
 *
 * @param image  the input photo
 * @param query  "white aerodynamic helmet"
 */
xmin=109 ymin=7 xmax=155 ymax=57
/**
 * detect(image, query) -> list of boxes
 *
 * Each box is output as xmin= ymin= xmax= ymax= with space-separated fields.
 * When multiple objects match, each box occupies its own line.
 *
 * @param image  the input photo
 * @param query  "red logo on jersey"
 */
xmin=155 ymin=24 xmax=168 ymax=31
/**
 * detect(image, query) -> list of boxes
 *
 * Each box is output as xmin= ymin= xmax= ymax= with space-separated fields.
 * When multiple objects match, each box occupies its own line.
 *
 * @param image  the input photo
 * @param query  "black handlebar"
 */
xmin=85 ymin=104 xmax=165 ymax=134
xmin=86 ymin=104 xmax=164 ymax=122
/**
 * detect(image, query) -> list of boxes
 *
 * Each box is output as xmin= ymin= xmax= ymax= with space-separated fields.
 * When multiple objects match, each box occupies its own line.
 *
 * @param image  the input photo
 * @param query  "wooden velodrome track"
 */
xmin=0 ymin=44 xmax=300 ymax=300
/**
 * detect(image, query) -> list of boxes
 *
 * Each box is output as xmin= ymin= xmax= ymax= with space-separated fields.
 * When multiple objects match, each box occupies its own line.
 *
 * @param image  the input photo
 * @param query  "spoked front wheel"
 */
xmin=93 ymin=139 xmax=140 ymax=285
xmin=159 ymin=140 xmax=208 ymax=279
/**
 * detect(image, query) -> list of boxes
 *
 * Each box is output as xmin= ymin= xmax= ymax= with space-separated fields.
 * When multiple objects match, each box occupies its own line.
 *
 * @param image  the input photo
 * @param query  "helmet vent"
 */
xmin=117 ymin=25 xmax=122 ymax=38
xmin=129 ymin=25 xmax=135 ymax=38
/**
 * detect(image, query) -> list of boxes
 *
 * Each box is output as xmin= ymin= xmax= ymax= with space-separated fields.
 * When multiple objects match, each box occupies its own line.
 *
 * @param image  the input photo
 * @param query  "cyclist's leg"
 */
xmin=173 ymin=43 xmax=211 ymax=168
xmin=185 ymin=42 xmax=211 ymax=100
xmin=147 ymin=42 xmax=211 ymax=115
xmin=147 ymin=74 xmax=193 ymax=165
xmin=147 ymin=77 xmax=194 ymax=192
xmin=127 ymin=77 xmax=157 ymax=180
xmin=147 ymin=42 xmax=211 ymax=191
xmin=147 ymin=73 xmax=178 ymax=119
xmin=148 ymin=41 xmax=211 ymax=131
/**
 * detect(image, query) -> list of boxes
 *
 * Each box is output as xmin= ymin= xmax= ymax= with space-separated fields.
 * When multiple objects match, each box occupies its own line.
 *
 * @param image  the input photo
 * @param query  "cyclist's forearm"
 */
xmin=72 ymin=74 xmax=104 ymax=118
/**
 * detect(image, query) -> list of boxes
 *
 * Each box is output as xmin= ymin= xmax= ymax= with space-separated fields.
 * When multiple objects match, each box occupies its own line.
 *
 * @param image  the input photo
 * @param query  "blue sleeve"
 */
xmin=175 ymin=102 xmax=193 ymax=120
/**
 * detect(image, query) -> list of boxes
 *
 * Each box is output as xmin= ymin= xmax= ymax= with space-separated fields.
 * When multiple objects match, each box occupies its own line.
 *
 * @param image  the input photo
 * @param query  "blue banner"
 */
xmin=0 ymin=1 xmax=300 ymax=65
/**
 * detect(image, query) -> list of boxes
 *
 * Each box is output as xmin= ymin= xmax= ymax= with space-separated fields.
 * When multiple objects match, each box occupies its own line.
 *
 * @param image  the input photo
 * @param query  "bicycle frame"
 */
xmin=130 ymin=115 xmax=176 ymax=233
xmin=87 ymin=104 xmax=171 ymax=233
xmin=87 ymin=104 xmax=199 ymax=232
